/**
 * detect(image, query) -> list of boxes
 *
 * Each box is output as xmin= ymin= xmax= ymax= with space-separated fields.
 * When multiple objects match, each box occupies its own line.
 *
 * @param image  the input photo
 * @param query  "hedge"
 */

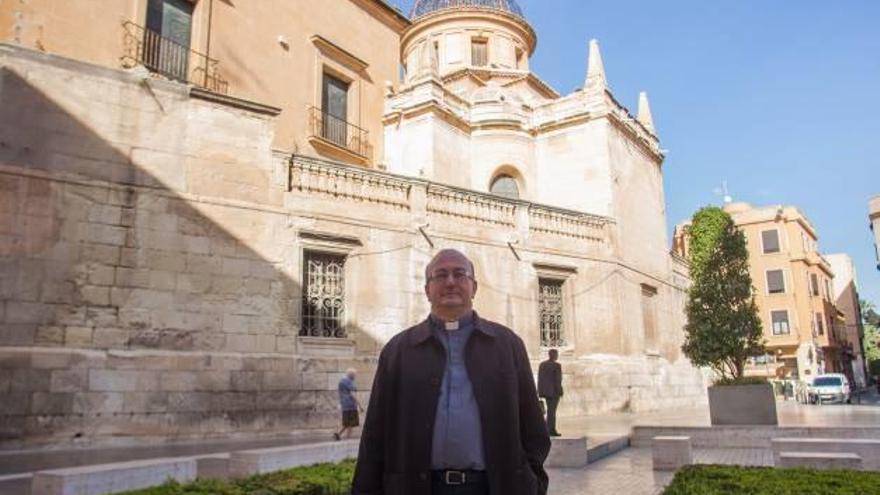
xmin=115 ymin=459 xmax=355 ymax=495
xmin=663 ymin=464 xmax=880 ymax=495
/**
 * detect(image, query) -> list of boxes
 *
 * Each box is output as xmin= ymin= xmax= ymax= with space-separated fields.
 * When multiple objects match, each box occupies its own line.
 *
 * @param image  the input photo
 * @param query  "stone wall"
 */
xmin=0 ymin=44 xmax=706 ymax=449
xmin=0 ymin=44 xmax=380 ymax=448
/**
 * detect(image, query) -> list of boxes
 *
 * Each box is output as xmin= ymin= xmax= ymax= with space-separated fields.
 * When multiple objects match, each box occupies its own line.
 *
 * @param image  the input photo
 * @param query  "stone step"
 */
xmin=546 ymin=437 xmax=588 ymax=468
xmin=652 ymin=435 xmax=692 ymax=471
xmin=228 ymin=440 xmax=359 ymax=477
xmin=195 ymin=453 xmax=230 ymax=480
xmin=586 ymin=436 xmax=630 ymax=464
xmin=777 ymin=451 xmax=861 ymax=470
xmin=31 ymin=457 xmax=196 ymax=495
xmin=771 ymin=438 xmax=880 ymax=470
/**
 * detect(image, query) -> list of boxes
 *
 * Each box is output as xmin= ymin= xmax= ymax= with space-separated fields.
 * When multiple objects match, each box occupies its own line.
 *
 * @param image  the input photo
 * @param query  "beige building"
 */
xmin=0 ymin=0 xmax=409 ymax=166
xmin=826 ymin=254 xmax=868 ymax=387
xmin=0 ymin=0 xmax=706 ymax=448
xmin=871 ymin=195 xmax=880 ymax=271
xmin=674 ymin=203 xmax=846 ymax=381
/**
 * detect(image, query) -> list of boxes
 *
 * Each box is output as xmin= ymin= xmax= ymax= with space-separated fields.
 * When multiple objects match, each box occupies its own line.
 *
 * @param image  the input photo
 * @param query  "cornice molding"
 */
xmin=311 ymin=35 xmax=369 ymax=73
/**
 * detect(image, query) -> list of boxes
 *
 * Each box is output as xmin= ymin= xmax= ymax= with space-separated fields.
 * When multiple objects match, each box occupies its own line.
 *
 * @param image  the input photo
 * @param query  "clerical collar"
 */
xmin=430 ymin=312 xmax=474 ymax=332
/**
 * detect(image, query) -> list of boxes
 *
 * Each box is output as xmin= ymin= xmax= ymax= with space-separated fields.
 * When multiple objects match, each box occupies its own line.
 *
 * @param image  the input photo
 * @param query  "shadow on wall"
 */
xmin=0 ymin=56 xmax=377 ymax=449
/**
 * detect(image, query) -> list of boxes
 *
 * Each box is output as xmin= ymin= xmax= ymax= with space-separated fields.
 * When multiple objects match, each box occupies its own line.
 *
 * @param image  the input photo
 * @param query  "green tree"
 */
xmin=862 ymin=300 xmax=880 ymax=378
xmin=681 ymin=206 xmax=765 ymax=381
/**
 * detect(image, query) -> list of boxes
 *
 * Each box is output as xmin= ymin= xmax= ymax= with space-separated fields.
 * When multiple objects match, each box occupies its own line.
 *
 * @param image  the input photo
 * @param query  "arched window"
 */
xmin=490 ymin=174 xmax=519 ymax=199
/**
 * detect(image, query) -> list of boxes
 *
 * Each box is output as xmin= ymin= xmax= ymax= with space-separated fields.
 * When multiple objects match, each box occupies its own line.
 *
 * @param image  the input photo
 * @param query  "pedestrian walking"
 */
xmin=333 ymin=368 xmax=362 ymax=441
xmin=538 ymin=349 xmax=563 ymax=437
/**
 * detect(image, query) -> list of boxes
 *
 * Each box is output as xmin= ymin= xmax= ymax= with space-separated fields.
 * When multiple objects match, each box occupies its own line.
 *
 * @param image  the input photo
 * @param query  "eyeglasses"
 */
xmin=427 ymin=269 xmax=473 ymax=283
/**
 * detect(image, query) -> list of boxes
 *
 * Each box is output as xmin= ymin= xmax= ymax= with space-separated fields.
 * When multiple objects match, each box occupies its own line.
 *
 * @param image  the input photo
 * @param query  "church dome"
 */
xmin=410 ymin=0 xmax=525 ymax=20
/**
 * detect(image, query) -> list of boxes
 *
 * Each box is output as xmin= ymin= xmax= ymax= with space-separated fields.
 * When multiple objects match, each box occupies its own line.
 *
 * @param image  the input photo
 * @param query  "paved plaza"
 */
xmin=549 ymin=447 xmax=776 ymax=495
xmin=1 ymin=390 xmax=878 ymax=495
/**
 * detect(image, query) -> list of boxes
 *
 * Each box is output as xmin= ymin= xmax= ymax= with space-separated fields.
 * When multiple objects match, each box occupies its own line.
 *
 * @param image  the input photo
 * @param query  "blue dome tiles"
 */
xmin=410 ymin=0 xmax=525 ymax=19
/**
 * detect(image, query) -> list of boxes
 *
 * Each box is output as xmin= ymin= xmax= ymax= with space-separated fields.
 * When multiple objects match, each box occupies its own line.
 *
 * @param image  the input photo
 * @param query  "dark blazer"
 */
xmin=352 ymin=313 xmax=550 ymax=495
xmin=537 ymin=360 xmax=563 ymax=399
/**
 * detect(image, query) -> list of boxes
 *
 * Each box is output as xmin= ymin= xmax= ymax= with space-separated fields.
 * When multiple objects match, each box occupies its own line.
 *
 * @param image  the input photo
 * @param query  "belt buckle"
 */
xmin=445 ymin=470 xmax=466 ymax=485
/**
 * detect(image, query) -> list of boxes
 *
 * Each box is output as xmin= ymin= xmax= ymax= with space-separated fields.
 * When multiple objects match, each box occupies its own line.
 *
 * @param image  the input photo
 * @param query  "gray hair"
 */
xmin=424 ymin=249 xmax=475 ymax=282
xmin=346 ymin=368 xmax=357 ymax=378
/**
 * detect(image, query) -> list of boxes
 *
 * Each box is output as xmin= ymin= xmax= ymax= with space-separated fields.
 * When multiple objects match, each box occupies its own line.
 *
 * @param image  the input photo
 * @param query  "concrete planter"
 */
xmin=708 ymin=383 xmax=778 ymax=425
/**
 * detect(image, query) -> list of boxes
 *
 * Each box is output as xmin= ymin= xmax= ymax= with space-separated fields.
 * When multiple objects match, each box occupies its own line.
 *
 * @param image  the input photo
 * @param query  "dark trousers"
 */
xmin=544 ymin=396 xmax=560 ymax=434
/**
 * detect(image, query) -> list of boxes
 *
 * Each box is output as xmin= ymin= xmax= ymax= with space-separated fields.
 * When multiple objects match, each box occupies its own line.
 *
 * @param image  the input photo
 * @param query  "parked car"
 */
xmin=808 ymin=373 xmax=851 ymax=404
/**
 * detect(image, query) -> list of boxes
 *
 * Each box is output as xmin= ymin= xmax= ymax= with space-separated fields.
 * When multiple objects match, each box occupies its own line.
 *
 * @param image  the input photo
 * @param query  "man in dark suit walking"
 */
xmin=538 ymin=349 xmax=563 ymax=437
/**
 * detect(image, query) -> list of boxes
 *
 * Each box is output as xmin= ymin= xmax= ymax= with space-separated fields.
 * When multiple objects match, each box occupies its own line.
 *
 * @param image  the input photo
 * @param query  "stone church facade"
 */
xmin=0 ymin=0 xmax=705 ymax=449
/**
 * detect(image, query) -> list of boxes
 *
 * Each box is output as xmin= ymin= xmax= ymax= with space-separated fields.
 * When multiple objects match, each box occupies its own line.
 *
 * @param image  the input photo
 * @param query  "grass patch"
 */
xmin=116 ymin=459 xmax=355 ymax=495
xmin=662 ymin=464 xmax=880 ymax=495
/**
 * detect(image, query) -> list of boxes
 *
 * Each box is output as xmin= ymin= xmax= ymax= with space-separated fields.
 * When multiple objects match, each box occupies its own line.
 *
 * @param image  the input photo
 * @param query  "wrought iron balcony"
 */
xmin=122 ymin=21 xmax=229 ymax=94
xmin=309 ymin=106 xmax=372 ymax=160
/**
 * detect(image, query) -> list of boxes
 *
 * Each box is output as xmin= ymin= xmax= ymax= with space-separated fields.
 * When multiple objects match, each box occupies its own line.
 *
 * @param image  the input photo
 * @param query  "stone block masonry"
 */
xmin=0 ymin=42 xmax=707 ymax=449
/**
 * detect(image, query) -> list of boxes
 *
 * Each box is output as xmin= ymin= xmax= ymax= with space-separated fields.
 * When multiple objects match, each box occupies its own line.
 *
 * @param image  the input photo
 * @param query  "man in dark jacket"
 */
xmin=352 ymin=249 xmax=550 ymax=495
xmin=537 ymin=349 xmax=563 ymax=437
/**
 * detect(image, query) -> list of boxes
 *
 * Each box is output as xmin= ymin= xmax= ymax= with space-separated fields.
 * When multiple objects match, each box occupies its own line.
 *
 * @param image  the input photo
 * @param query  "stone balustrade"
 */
xmin=289 ymin=156 xmax=411 ymax=209
xmin=288 ymin=155 xmax=610 ymax=248
xmin=528 ymin=205 xmax=606 ymax=241
xmin=427 ymin=185 xmax=517 ymax=227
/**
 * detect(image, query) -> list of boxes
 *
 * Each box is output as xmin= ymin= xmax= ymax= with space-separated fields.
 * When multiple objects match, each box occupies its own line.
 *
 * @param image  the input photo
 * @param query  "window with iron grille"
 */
xmin=771 ymin=310 xmax=790 ymax=335
xmin=301 ymin=251 xmax=347 ymax=338
xmin=538 ymin=278 xmax=565 ymax=347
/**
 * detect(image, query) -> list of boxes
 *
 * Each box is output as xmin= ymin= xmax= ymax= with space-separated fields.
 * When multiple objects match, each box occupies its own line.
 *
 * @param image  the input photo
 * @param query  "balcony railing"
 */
xmin=122 ymin=21 xmax=229 ymax=94
xmin=309 ymin=106 xmax=371 ymax=159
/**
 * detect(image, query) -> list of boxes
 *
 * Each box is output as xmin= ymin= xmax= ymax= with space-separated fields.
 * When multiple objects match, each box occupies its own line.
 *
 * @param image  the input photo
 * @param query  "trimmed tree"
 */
xmin=682 ymin=206 xmax=765 ymax=382
xmin=862 ymin=300 xmax=880 ymax=379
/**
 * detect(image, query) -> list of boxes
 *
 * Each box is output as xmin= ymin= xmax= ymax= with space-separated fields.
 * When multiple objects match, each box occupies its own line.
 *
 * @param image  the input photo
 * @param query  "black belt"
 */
xmin=431 ymin=469 xmax=487 ymax=486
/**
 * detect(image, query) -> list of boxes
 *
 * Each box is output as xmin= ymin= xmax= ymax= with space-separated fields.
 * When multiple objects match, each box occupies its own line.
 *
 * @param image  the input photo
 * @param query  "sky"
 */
xmin=390 ymin=0 xmax=880 ymax=307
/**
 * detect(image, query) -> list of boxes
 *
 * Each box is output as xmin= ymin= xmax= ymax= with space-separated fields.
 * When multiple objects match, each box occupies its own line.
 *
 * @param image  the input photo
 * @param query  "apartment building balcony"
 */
xmin=308 ymin=106 xmax=373 ymax=164
xmin=121 ymin=21 xmax=229 ymax=95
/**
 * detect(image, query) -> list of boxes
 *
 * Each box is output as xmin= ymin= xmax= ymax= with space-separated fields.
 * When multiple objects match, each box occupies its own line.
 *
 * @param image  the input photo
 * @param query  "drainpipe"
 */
xmin=204 ymin=0 xmax=214 ymax=88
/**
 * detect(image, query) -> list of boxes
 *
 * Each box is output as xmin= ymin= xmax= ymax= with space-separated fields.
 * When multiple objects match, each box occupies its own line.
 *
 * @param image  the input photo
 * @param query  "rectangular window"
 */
xmin=144 ymin=0 xmax=194 ymax=82
xmin=815 ymin=312 xmax=824 ymax=336
xmin=641 ymin=284 xmax=658 ymax=349
xmin=301 ymin=251 xmax=347 ymax=338
xmin=471 ymin=39 xmax=488 ymax=67
xmin=762 ymin=229 xmax=781 ymax=254
xmin=824 ymin=279 xmax=832 ymax=301
xmin=538 ymin=278 xmax=565 ymax=347
xmin=771 ymin=310 xmax=790 ymax=335
xmin=766 ymin=269 xmax=785 ymax=294
xmin=321 ymin=73 xmax=350 ymax=148
xmin=810 ymin=273 xmax=820 ymax=296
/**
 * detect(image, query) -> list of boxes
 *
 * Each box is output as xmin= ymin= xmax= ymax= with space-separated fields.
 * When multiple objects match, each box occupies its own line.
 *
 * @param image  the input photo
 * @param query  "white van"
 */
xmin=809 ymin=373 xmax=851 ymax=404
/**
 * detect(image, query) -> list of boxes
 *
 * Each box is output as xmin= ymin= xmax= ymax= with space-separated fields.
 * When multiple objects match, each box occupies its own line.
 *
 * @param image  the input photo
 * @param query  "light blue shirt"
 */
xmin=430 ymin=313 xmax=486 ymax=470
